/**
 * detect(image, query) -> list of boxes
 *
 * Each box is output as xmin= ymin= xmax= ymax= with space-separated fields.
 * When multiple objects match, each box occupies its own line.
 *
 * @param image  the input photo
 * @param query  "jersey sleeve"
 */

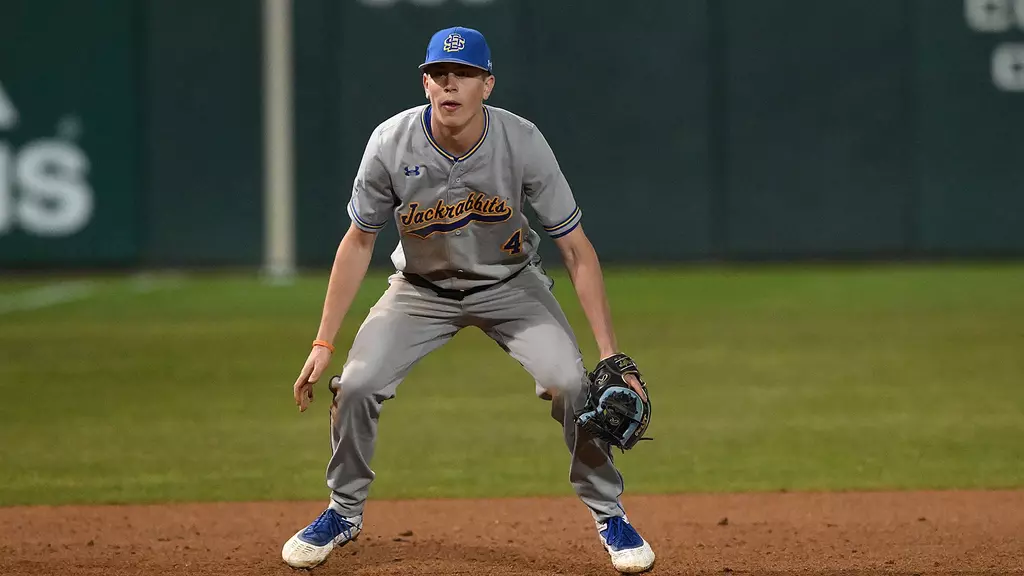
xmin=523 ymin=126 xmax=582 ymax=239
xmin=346 ymin=126 xmax=395 ymax=232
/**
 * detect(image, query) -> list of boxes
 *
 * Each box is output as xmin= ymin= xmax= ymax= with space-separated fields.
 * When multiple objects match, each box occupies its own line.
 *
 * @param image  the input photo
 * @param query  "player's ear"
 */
xmin=422 ymin=73 xmax=430 ymax=98
xmin=483 ymin=75 xmax=495 ymax=100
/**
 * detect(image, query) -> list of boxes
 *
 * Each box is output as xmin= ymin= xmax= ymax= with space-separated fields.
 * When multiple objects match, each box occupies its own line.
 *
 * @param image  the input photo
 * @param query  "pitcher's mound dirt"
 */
xmin=1 ymin=491 xmax=1022 ymax=575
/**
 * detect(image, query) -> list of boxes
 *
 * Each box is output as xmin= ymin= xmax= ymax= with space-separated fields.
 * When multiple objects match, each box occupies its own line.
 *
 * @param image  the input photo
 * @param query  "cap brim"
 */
xmin=419 ymin=58 xmax=491 ymax=73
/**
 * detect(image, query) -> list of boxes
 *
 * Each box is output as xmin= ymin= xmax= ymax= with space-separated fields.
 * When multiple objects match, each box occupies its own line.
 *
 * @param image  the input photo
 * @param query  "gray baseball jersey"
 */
xmin=322 ymin=103 xmax=629 ymax=527
xmin=346 ymin=104 xmax=582 ymax=291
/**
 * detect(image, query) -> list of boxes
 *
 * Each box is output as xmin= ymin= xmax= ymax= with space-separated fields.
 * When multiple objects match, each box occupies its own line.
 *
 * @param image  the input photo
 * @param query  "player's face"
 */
xmin=422 ymin=63 xmax=494 ymax=127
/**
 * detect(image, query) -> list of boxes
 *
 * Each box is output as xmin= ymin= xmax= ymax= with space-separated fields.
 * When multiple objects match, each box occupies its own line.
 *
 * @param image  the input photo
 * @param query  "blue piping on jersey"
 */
xmin=549 ymin=220 xmax=580 ymax=239
xmin=543 ymin=206 xmax=581 ymax=236
xmin=421 ymin=105 xmax=490 ymax=163
xmin=348 ymin=199 xmax=387 ymax=230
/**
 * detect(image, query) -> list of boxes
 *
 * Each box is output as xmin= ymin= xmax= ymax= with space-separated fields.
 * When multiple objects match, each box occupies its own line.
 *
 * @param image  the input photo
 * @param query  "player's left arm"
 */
xmin=552 ymin=226 xmax=618 ymax=360
xmin=554 ymin=227 xmax=646 ymax=398
xmin=521 ymin=125 xmax=644 ymax=395
xmin=522 ymin=126 xmax=618 ymax=360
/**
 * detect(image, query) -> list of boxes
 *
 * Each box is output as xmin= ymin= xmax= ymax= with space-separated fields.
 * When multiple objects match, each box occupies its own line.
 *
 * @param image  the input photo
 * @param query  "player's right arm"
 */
xmin=293 ymin=223 xmax=377 ymax=412
xmin=313 ymin=223 xmax=377 ymax=346
xmin=293 ymin=125 xmax=395 ymax=412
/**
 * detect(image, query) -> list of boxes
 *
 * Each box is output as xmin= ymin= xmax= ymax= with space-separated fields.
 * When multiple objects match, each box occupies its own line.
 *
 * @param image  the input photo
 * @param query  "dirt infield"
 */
xmin=1 ymin=491 xmax=1022 ymax=575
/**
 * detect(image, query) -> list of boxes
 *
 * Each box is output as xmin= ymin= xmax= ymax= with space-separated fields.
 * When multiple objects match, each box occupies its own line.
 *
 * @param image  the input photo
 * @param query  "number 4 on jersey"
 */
xmin=502 ymin=229 xmax=523 ymax=255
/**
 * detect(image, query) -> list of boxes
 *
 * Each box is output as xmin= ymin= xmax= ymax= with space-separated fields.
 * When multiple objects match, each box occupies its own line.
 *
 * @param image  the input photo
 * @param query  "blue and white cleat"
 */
xmin=598 ymin=516 xmax=656 ymax=574
xmin=281 ymin=508 xmax=362 ymax=569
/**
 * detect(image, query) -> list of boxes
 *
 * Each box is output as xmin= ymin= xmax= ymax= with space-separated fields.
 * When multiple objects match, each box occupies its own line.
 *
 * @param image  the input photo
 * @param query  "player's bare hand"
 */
xmin=623 ymin=373 xmax=647 ymax=402
xmin=294 ymin=346 xmax=332 ymax=412
xmin=601 ymin=353 xmax=647 ymax=402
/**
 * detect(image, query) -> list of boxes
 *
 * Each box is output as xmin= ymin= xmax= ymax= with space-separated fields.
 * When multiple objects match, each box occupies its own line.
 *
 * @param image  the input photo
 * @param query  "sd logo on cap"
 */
xmin=443 ymin=33 xmax=466 ymax=53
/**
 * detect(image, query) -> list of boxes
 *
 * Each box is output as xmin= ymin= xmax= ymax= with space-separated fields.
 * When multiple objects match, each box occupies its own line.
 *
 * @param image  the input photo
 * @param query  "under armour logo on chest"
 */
xmin=404 ymin=165 xmax=422 ymax=177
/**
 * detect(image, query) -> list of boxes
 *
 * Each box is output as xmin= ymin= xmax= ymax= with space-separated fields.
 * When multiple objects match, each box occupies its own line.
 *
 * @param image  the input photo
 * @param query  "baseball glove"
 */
xmin=575 ymin=353 xmax=652 ymax=451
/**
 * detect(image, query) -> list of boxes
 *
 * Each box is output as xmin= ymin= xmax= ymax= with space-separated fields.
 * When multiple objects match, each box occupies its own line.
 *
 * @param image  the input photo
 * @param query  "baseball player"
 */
xmin=281 ymin=26 xmax=656 ymax=574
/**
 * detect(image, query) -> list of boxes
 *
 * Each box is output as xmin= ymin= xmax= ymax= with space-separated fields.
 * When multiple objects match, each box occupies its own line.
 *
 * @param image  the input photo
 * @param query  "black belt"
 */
xmin=402 ymin=265 xmax=527 ymax=301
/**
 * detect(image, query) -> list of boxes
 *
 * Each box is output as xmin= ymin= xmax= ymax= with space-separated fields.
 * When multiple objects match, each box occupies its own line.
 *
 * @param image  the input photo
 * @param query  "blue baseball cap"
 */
xmin=419 ymin=27 xmax=492 ymax=74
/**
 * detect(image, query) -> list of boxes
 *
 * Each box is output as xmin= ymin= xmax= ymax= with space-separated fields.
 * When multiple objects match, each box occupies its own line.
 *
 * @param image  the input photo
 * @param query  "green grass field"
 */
xmin=1 ymin=264 xmax=1022 ymax=507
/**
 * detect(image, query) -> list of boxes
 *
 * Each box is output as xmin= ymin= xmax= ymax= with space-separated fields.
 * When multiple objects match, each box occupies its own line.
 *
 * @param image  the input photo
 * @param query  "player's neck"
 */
xmin=430 ymin=106 xmax=486 ymax=158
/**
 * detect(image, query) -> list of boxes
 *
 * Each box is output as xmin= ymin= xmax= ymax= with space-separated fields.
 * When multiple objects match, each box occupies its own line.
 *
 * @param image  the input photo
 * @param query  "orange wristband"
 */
xmin=312 ymin=339 xmax=335 ymax=353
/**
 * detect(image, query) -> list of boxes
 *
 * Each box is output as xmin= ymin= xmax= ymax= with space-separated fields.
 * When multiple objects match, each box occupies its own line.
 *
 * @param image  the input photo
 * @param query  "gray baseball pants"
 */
xmin=324 ymin=263 xmax=626 ymax=523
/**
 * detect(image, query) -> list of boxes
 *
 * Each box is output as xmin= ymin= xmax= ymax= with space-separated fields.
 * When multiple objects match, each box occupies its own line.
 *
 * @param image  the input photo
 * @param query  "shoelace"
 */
xmin=306 ymin=509 xmax=356 ymax=541
xmin=603 ymin=518 xmax=643 ymax=549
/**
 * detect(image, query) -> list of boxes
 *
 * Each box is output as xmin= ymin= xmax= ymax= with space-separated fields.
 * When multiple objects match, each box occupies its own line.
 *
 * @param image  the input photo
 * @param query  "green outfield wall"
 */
xmin=2 ymin=0 xmax=1021 ymax=268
